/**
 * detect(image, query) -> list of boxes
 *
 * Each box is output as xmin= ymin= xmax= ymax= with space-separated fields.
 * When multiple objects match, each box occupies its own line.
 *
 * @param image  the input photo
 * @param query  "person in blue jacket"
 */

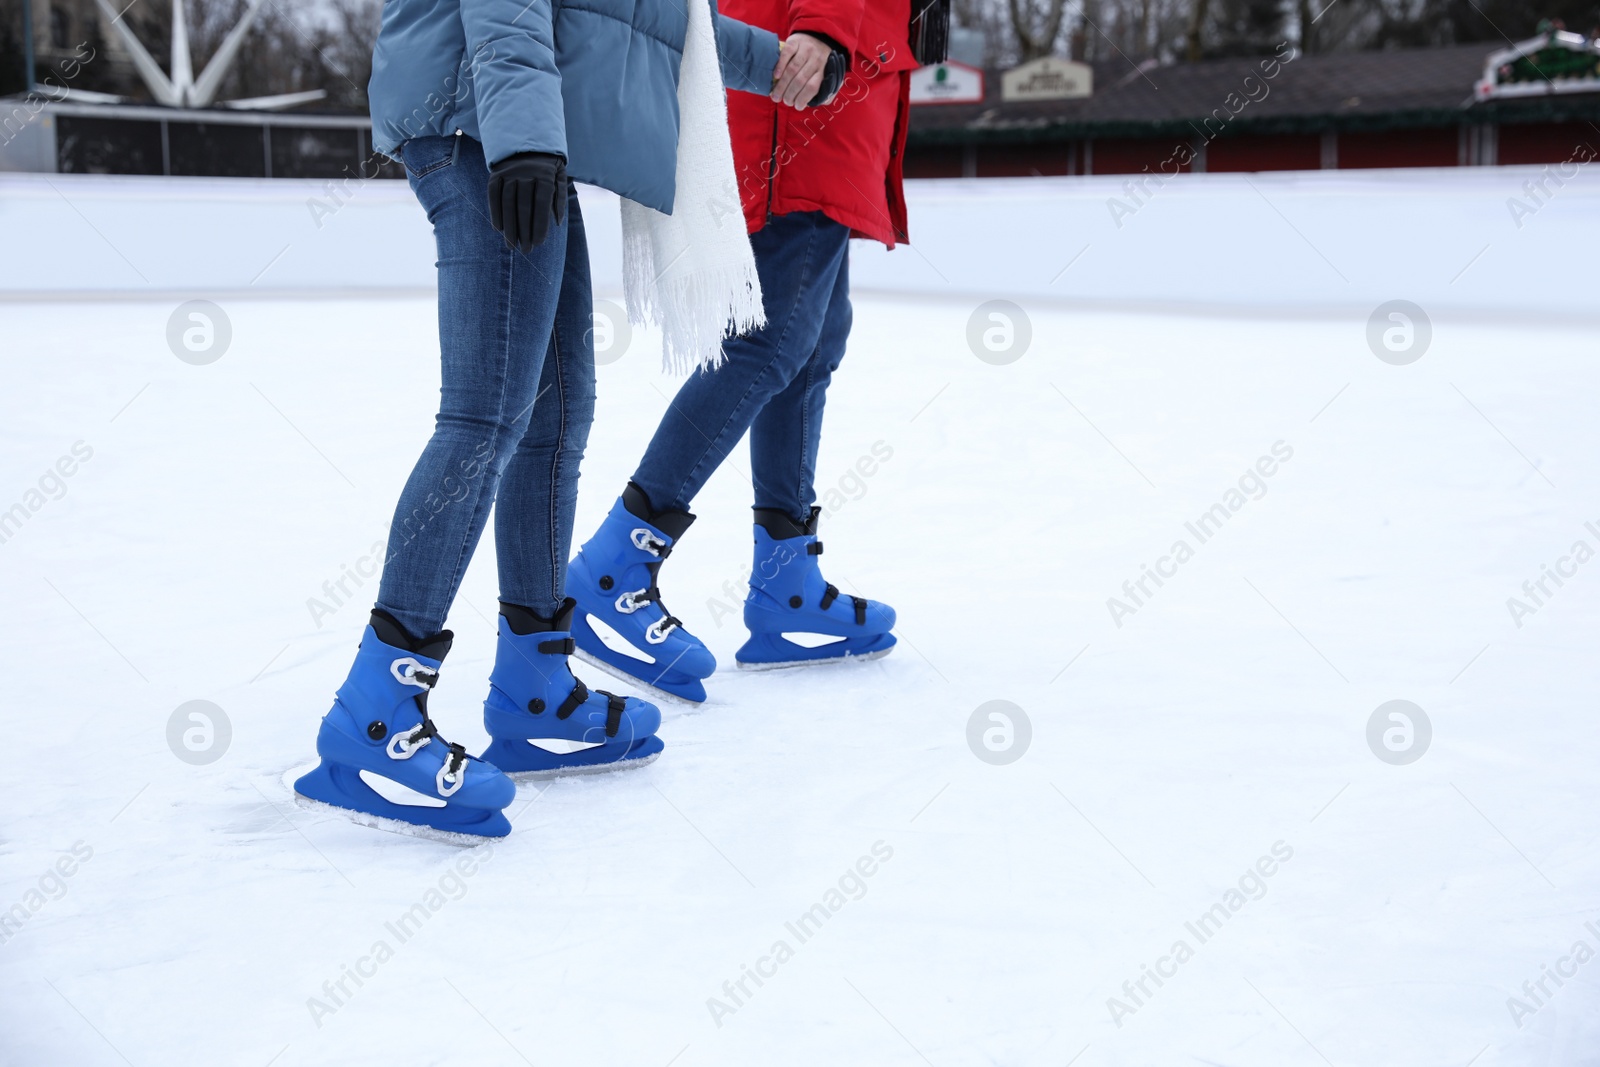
xmin=293 ymin=1 xmax=832 ymax=841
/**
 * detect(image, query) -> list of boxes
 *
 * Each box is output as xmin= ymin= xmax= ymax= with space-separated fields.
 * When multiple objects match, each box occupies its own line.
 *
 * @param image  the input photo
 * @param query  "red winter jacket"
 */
xmin=722 ymin=0 xmax=916 ymax=248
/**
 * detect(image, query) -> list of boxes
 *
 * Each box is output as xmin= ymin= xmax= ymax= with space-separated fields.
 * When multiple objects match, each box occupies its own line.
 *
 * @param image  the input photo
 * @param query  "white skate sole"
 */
xmin=279 ymin=764 xmax=501 ymax=847
xmin=571 ymin=648 xmax=706 ymax=707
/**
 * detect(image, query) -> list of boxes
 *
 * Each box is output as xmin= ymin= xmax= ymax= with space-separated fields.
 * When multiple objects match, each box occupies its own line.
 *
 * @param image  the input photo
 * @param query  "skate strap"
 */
xmin=385 ymin=678 xmax=477 ymax=778
xmin=820 ymin=584 xmax=868 ymax=625
xmin=444 ymin=742 xmax=467 ymax=775
xmin=634 ymin=588 xmax=682 ymax=641
xmin=628 ymin=559 xmax=683 ymax=641
xmin=407 ymin=716 xmax=441 ymax=744
xmin=400 ymin=713 xmax=464 ymax=764
xmin=601 ymin=692 xmax=626 ymax=738
xmin=556 ymin=680 xmax=590 ymax=720
xmin=808 ymin=542 xmax=823 ymax=555
xmin=538 ymin=638 xmax=577 ymax=655
xmin=556 ymin=679 xmax=627 ymax=737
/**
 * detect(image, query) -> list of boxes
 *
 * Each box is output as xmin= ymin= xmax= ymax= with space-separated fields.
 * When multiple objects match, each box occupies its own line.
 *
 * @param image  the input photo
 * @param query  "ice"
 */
xmin=1 ymin=167 xmax=1597 ymax=1066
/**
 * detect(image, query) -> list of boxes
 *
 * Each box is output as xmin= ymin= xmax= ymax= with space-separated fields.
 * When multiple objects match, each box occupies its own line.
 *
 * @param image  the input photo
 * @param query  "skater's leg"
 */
xmin=295 ymin=135 xmax=567 ymax=838
xmin=495 ymin=183 xmax=594 ymax=618
xmin=628 ymin=211 xmax=851 ymax=513
xmin=373 ymin=136 xmax=566 ymax=639
xmin=481 ymin=187 xmax=663 ymax=774
xmin=735 ymin=248 xmax=895 ymax=669
xmin=748 ymin=245 xmax=853 ymax=520
xmin=566 ymin=212 xmax=852 ymax=700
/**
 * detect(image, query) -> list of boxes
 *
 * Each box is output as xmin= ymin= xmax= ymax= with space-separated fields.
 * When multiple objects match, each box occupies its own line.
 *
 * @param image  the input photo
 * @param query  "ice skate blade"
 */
xmin=291 ymin=792 xmax=501 ymax=847
xmin=482 ymin=734 xmax=665 ymax=779
xmin=290 ymin=760 xmax=511 ymax=841
xmin=572 ymin=648 xmax=706 ymax=706
xmin=735 ymin=646 xmax=896 ymax=672
xmin=505 ymin=747 xmax=662 ymax=782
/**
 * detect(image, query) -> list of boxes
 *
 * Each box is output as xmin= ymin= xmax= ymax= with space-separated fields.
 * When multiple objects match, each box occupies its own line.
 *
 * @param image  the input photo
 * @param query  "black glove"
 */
xmin=487 ymin=151 xmax=567 ymax=253
xmin=808 ymin=40 xmax=851 ymax=108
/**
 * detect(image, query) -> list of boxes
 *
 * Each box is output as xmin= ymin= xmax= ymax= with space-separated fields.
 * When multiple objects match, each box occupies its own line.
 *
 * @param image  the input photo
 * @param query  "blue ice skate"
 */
xmin=480 ymin=599 xmax=665 ymax=778
xmin=736 ymin=508 xmax=897 ymax=669
xmin=294 ymin=613 xmax=515 ymax=842
xmin=568 ymin=485 xmax=716 ymax=703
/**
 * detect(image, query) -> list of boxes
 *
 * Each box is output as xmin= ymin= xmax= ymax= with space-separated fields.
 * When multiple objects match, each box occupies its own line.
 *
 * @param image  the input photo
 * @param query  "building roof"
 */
xmin=908 ymin=44 xmax=1600 ymax=144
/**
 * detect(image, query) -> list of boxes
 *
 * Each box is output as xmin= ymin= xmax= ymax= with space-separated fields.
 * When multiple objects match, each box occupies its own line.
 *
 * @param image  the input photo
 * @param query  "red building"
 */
xmin=905 ymin=40 xmax=1600 ymax=178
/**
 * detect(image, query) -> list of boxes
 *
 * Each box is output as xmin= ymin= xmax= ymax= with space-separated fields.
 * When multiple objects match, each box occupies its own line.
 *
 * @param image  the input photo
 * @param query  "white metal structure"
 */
xmin=62 ymin=0 xmax=326 ymax=110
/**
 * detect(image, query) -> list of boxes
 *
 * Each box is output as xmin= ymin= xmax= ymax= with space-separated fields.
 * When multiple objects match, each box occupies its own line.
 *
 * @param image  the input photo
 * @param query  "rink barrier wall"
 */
xmin=1 ymin=166 xmax=1595 ymax=320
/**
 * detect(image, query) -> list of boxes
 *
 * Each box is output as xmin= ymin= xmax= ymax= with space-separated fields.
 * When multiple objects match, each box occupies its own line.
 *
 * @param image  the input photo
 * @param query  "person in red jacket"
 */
xmin=567 ymin=0 xmax=925 ymax=702
xmin=727 ymin=1 xmax=917 ymax=246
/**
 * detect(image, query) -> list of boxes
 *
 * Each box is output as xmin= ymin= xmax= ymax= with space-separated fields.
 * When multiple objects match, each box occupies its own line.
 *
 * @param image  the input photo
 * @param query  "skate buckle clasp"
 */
xmin=436 ymin=758 xmax=466 ymax=797
xmin=390 ymin=657 xmax=438 ymax=689
xmin=386 ymin=727 xmax=431 ymax=760
xmin=630 ymin=528 xmax=666 ymax=556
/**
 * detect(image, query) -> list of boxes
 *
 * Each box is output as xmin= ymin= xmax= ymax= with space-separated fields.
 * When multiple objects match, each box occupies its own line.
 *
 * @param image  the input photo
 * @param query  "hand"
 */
xmin=487 ymin=151 xmax=567 ymax=253
xmin=772 ymin=32 xmax=842 ymax=110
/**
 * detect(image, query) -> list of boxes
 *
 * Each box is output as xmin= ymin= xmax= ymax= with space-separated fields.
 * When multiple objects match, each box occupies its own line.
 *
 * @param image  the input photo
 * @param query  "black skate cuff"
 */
xmin=500 ymin=597 xmax=577 ymax=635
xmin=623 ymin=482 xmax=695 ymax=541
xmin=369 ymin=608 xmax=453 ymax=660
xmin=753 ymin=506 xmax=821 ymax=540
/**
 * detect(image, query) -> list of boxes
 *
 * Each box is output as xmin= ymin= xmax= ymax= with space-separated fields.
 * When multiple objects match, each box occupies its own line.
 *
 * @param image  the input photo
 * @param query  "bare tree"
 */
xmin=952 ymin=0 xmax=1015 ymax=64
xmin=1108 ymin=0 xmax=1194 ymax=60
xmin=961 ymin=0 xmax=1600 ymax=70
xmin=1006 ymin=0 xmax=1071 ymax=60
xmin=1186 ymin=0 xmax=1211 ymax=59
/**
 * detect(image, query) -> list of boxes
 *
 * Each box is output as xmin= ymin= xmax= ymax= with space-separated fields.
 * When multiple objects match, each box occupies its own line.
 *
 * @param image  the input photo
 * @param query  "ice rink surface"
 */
xmin=2 ymin=168 xmax=1598 ymax=1066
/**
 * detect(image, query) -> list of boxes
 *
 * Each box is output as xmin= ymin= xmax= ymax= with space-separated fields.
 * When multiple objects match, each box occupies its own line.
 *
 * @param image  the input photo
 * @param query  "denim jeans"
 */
xmin=374 ymin=135 xmax=595 ymax=638
xmin=631 ymin=210 xmax=852 ymax=522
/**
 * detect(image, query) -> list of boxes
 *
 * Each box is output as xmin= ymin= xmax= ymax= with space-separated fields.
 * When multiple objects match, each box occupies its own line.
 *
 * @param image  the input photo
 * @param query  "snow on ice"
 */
xmin=1 ymin=166 xmax=1597 ymax=1066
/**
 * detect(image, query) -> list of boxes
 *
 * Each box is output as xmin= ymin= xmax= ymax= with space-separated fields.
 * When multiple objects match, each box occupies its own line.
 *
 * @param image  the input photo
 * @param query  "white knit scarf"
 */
xmin=620 ymin=0 xmax=765 ymax=375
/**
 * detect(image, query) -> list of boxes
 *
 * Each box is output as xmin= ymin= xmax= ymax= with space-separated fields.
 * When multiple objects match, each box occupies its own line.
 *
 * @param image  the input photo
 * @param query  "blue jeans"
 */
xmin=374 ymin=135 xmax=595 ymax=638
xmin=631 ymin=210 xmax=852 ymax=521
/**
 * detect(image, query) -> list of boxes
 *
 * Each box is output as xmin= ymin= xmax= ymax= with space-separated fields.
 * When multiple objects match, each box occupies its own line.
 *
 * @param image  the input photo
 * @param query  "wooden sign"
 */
xmin=910 ymin=61 xmax=986 ymax=105
xmin=1001 ymin=57 xmax=1093 ymax=101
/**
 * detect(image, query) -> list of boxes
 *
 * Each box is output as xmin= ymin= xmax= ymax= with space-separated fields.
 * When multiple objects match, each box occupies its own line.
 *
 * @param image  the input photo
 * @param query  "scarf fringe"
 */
xmin=619 ymin=0 xmax=765 ymax=376
xmin=624 ymin=224 xmax=764 ymax=375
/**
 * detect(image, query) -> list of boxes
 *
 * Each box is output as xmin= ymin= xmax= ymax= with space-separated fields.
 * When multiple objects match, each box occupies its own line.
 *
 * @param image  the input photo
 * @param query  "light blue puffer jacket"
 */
xmin=368 ymin=0 xmax=780 ymax=213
